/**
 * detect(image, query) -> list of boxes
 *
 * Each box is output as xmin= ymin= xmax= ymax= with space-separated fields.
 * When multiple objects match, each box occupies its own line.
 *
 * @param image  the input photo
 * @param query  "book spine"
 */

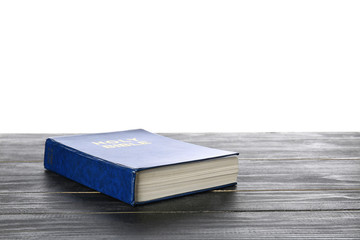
xmin=44 ymin=138 xmax=136 ymax=206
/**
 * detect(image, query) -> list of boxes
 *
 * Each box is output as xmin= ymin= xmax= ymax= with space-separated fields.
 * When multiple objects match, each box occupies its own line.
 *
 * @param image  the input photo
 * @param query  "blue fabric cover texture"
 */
xmin=44 ymin=129 xmax=238 ymax=206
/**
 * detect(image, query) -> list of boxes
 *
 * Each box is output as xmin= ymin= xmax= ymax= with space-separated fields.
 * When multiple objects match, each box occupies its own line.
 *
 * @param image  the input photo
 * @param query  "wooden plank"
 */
xmin=0 ymin=159 xmax=360 ymax=213
xmin=1 ymin=159 xmax=359 ymax=193
xmin=0 ymin=134 xmax=51 ymax=162
xmin=164 ymin=133 xmax=360 ymax=160
xmin=1 ymin=211 xmax=360 ymax=239
xmin=1 ymin=189 xmax=360 ymax=213
xmin=2 ymin=133 xmax=360 ymax=162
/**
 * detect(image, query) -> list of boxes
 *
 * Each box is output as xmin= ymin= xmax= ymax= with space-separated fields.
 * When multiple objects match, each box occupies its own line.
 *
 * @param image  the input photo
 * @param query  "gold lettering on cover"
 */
xmin=127 ymin=138 xmax=138 ymax=142
xmin=102 ymin=145 xmax=115 ymax=148
xmin=92 ymin=141 xmax=107 ymax=145
xmin=91 ymin=138 xmax=151 ymax=148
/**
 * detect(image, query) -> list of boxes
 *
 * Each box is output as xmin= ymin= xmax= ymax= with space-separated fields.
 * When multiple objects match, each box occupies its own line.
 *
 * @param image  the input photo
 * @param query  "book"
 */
xmin=44 ymin=129 xmax=239 ymax=206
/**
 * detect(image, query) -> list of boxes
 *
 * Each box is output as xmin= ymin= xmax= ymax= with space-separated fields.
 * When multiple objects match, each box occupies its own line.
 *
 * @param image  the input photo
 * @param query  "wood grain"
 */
xmin=2 ymin=132 xmax=360 ymax=162
xmin=1 ymin=212 xmax=360 ymax=239
xmin=1 ymin=159 xmax=359 ymax=193
xmin=1 ymin=133 xmax=360 ymax=239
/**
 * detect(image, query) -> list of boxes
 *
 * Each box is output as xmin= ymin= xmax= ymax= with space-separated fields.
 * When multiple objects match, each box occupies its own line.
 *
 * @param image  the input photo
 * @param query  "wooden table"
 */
xmin=1 ymin=133 xmax=360 ymax=239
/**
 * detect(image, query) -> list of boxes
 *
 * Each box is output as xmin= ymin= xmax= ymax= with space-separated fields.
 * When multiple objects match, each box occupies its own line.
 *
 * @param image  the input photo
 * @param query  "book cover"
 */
xmin=44 ymin=129 xmax=239 ymax=205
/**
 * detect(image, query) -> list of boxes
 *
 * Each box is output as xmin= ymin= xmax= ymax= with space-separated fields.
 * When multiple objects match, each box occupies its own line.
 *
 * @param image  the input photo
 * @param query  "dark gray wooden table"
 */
xmin=1 ymin=133 xmax=360 ymax=239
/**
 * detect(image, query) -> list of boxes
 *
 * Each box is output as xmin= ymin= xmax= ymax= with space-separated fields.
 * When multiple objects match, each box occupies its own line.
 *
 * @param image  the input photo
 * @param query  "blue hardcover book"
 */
xmin=44 ymin=129 xmax=239 ymax=206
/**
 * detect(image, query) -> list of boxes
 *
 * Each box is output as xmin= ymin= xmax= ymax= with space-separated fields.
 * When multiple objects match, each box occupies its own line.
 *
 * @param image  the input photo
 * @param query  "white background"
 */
xmin=1 ymin=0 xmax=359 ymax=133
